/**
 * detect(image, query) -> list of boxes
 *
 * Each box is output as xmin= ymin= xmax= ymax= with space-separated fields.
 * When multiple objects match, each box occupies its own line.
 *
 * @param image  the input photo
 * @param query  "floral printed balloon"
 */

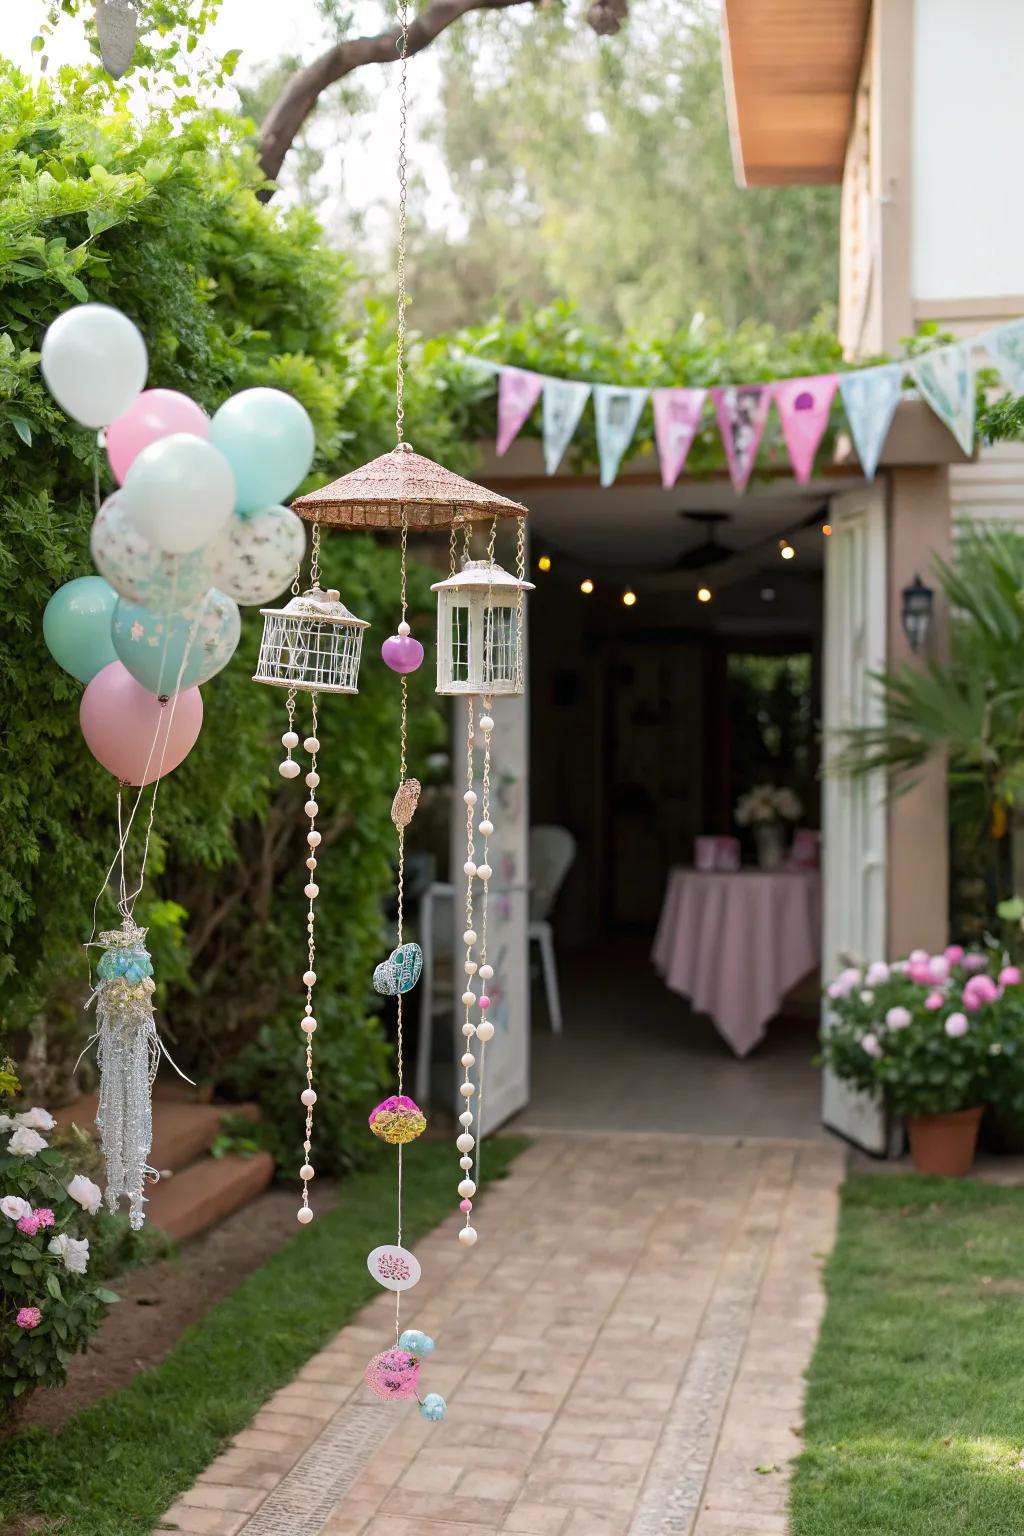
xmin=204 ymin=504 xmax=307 ymax=607
xmin=111 ymin=587 xmax=240 ymax=695
xmin=91 ymin=492 xmax=212 ymax=612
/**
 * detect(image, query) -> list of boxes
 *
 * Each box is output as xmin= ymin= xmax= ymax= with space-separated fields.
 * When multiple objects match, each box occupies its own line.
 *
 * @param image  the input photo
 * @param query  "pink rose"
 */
xmin=885 ymin=1006 xmax=912 ymax=1030
xmin=908 ymin=961 xmax=933 ymax=986
xmin=945 ymin=944 xmax=965 ymax=966
xmin=945 ymin=1012 xmax=969 ymax=1038
xmin=16 ymin=1212 xmax=40 ymax=1235
xmin=928 ymin=955 xmax=950 ymax=982
xmin=1000 ymin=966 xmax=1021 ymax=987
xmin=34 ymin=1208 xmax=55 ymax=1228
xmin=861 ymin=1032 xmax=883 ymax=1058
xmin=909 ymin=949 xmax=929 ymax=965
xmin=16 ymin=1306 xmax=41 ymax=1330
xmin=924 ymin=992 xmax=944 ymax=1011
xmin=962 ymin=953 xmax=988 ymax=973
xmin=964 ymin=974 xmax=999 ymax=1010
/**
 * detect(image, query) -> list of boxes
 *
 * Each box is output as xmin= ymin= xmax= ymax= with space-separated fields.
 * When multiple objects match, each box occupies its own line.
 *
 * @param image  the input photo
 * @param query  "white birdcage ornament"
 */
xmin=431 ymin=559 xmax=534 ymax=698
xmin=253 ymin=585 xmax=369 ymax=695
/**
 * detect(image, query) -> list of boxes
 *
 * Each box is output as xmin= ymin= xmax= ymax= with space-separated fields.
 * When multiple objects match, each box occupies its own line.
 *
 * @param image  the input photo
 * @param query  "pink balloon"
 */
xmin=106 ymin=389 xmax=210 ymax=485
xmin=80 ymin=661 xmax=203 ymax=786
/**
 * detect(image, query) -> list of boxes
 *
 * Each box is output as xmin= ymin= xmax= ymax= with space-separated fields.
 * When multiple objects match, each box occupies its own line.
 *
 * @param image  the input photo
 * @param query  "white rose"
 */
xmin=14 ymin=1107 xmax=56 ymax=1132
xmin=67 ymin=1174 xmax=103 ymax=1216
xmin=8 ymin=1126 xmax=47 ymax=1157
xmin=49 ymin=1233 xmax=89 ymax=1274
xmin=1 ymin=1195 xmax=31 ymax=1222
xmin=0 ymin=1115 xmax=14 ymax=1133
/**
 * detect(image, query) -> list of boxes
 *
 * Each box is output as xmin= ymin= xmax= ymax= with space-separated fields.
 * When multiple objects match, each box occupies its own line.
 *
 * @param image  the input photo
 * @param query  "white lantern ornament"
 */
xmin=431 ymin=559 xmax=534 ymax=697
xmin=253 ymin=521 xmax=370 ymax=1226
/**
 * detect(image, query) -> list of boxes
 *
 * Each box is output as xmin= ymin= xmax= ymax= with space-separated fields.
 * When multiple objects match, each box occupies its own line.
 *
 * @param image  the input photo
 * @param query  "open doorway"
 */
xmin=523 ymin=476 xmax=834 ymax=1138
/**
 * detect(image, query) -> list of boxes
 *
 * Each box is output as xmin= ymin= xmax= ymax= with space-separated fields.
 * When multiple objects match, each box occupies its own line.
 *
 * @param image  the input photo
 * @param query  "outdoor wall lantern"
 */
xmin=901 ymin=572 xmax=934 ymax=652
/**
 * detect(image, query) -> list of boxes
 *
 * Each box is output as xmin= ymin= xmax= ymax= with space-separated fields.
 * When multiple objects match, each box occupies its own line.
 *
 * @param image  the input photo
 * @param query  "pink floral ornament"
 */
xmin=1000 ymin=966 xmax=1021 ymax=987
xmin=364 ymin=1347 xmax=421 ymax=1401
xmin=16 ymin=1307 xmax=42 ymax=1330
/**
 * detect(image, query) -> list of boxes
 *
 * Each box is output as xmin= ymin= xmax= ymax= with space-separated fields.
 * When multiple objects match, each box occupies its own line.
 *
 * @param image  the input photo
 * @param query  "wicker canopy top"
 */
xmin=291 ymin=445 xmax=528 ymax=531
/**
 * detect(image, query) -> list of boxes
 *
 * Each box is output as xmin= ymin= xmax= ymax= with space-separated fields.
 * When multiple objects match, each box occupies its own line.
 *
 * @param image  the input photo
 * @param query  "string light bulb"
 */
xmin=697 ymin=587 xmax=712 ymax=604
xmin=822 ymin=524 xmax=832 ymax=537
xmin=580 ymin=578 xmax=594 ymax=594
xmin=779 ymin=540 xmax=795 ymax=561
xmin=622 ymin=589 xmax=637 ymax=608
xmin=537 ymin=554 xmax=552 ymax=572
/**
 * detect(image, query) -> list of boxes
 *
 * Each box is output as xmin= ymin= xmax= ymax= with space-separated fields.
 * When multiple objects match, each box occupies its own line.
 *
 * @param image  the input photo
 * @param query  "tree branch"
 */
xmin=257 ymin=0 xmax=538 ymax=191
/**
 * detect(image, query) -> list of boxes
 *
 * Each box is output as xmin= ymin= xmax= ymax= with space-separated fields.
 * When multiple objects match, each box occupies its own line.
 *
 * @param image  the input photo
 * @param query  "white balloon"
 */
xmin=205 ymin=505 xmax=307 ymax=607
xmin=40 ymin=303 xmax=147 ymax=429
xmin=90 ymin=493 xmax=212 ymax=611
xmin=120 ymin=433 xmax=236 ymax=555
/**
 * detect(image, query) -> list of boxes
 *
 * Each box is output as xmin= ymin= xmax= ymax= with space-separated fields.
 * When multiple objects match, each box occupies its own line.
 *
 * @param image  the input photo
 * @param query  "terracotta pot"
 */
xmin=906 ymin=1105 xmax=983 ymax=1177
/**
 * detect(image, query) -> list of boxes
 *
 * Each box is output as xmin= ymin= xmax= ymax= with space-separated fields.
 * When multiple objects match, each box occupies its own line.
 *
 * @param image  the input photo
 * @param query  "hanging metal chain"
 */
xmin=395 ymin=0 xmax=410 ymax=445
xmin=514 ymin=516 xmax=526 ymax=693
xmin=310 ymin=519 xmax=322 ymax=590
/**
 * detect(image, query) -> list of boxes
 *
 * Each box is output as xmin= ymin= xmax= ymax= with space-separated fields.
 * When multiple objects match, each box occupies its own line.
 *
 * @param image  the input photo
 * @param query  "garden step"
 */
xmin=51 ymin=1095 xmax=261 ymax=1174
xmin=145 ymin=1150 xmax=276 ymax=1242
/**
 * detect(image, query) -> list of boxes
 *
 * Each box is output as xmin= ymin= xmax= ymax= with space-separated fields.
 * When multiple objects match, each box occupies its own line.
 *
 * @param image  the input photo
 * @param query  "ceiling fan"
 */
xmin=670 ymin=511 xmax=735 ymax=570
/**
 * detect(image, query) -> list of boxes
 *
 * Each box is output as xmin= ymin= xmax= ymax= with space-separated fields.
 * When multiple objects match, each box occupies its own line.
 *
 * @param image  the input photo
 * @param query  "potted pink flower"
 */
xmin=820 ymin=946 xmax=1024 ymax=1175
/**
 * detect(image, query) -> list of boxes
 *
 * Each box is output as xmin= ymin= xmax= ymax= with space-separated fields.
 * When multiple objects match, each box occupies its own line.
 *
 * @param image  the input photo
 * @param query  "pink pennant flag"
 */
xmin=711 ymin=385 xmax=773 ymax=493
xmin=496 ymin=366 xmax=544 ymax=457
xmin=651 ymin=388 xmax=706 ymax=489
xmin=774 ymin=375 xmax=838 ymax=484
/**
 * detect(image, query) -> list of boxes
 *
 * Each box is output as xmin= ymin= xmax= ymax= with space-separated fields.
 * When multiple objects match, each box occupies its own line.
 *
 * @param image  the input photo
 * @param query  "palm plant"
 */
xmin=832 ymin=521 xmax=1024 ymax=895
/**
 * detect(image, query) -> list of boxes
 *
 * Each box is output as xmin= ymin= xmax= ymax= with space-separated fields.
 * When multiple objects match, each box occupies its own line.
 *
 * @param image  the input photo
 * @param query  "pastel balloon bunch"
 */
xmin=39 ymin=303 xmax=314 ymax=786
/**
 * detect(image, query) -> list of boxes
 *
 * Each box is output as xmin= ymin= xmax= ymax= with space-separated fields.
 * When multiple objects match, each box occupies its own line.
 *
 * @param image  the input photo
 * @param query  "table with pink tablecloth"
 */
xmin=652 ymin=866 xmax=821 ymax=1057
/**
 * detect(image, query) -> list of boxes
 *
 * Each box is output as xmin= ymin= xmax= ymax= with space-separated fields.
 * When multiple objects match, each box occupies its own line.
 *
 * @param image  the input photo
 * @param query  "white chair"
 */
xmin=528 ymin=825 xmax=577 ymax=1035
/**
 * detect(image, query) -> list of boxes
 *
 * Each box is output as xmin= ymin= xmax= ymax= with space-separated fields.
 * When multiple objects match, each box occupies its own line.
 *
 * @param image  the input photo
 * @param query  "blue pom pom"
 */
xmin=419 ymin=1392 xmax=446 ymax=1422
xmin=399 ymin=1329 xmax=435 ymax=1358
xmin=123 ymin=963 xmax=144 ymax=984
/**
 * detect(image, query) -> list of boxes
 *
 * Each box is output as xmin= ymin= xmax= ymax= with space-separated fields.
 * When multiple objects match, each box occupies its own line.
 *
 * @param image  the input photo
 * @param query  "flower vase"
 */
xmin=754 ymin=822 xmax=786 ymax=872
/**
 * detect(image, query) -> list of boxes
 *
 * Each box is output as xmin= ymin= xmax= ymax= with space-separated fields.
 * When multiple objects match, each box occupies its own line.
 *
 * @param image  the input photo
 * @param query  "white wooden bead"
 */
xmin=479 ymin=964 xmax=494 ymax=981
xmin=282 ymin=730 xmax=299 ymax=749
xmin=460 ymin=1155 xmax=473 ymax=1170
xmin=458 ymin=1225 xmax=477 ymax=1246
xmin=462 ymin=1021 xmax=477 ymax=1038
xmin=456 ymin=1133 xmax=475 ymax=1152
xmin=278 ymin=759 xmax=300 ymax=779
xmin=479 ymin=714 xmax=494 ymax=731
xmin=304 ymin=736 xmax=320 ymax=753
xmin=300 ymin=1163 xmax=315 ymax=1180
xmin=463 ymin=929 xmax=477 ymax=945
xmin=301 ymin=1018 xmax=317 ymax=1033
xmin=304 ymin=800 xmax=319 ymax=817
xmin=465 ymin=960 xmax=478 ymax=975
xmin=461 ymin=991 xmax=475 ymax=1006
xmin=307 ymin=830 xmax=321 ymax=847
xmin=303 ymin=969 xmax=317 ymax=986
xmin=306 ymin=770 xmax=320 ymax=788
xmin=301 ymin=1087 xmax=317 ymax=1106
xmin=459 ymin=1081 xmax=475 ymax=1098
xmin=477 ymin=864 xmax=492 ymax=881
xmin=463 ymin=860 xmax=477 ymax=876
xmin=398 ymin=620 xmax=411 ymax=637
xmin=461 ymin=1052 xmax=475 ymax=1068
xmin=464 ymin=790 xmax=477 ymax=806
xmin=458 ymin=1177 xmax=476 ymax=1198
xmin=306 ymin=856 xmax=317 ymax=870
xmin=459 ymin=1110 xmax=473 ymax=1126
xmin=304 ymin=882 xmax=319 ymax=898
xmin=478 ymin=820 xmax=493 ymax=836
xmin=297 ymin=1207 xmax=314 ymax=1225
xmin=476 ymin=1020 xmax=495 ymax=1042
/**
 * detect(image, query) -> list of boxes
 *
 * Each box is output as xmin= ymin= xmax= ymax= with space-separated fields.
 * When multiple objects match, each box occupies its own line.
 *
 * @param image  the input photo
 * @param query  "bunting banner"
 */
xmin=712 ymin=384 xmax=773 ymax=494
xmin=542 ymin=377 xmax=592 ymax=475
xmin=651 ymin=387 xmax=706 ymax=489
xmin=838 ymin=364 xmax=904 ymax=482
xmin=496 ymin=366 xmax=544 ymax=456
xmin=593 ymin=384 xmax=649 ymax=487
xmin=984 ymin=318 xmax=1024 ymax=393
xmin=774 ymin=374 xmax=838 ymax=485
xmin=911 ymin=344 xmax=975 ymax=455
xmin=486 ymin=317 xmax=1024 ymax=491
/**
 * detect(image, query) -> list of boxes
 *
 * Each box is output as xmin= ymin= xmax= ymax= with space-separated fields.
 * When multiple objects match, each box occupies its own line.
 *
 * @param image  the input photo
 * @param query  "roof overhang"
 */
xmin=720 ymin=0 xmax=871 ymax=187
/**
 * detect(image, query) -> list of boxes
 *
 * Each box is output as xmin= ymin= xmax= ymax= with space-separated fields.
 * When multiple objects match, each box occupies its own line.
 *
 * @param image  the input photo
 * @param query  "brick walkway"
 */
xmin=157 ymin=1132 xmax=845 ymax=1536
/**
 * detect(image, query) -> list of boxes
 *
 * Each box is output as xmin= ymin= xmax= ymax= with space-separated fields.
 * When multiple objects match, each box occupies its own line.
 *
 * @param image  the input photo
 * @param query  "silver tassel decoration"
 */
xmin=91 ymin=922 xmax=160 ymax=1230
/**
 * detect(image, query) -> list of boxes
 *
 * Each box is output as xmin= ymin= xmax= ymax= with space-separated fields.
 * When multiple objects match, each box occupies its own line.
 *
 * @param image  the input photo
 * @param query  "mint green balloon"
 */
xmin=43 ymin=576 xmax=118 ymax=683
xmin=209 ymin=388 xmax=315 ymax=515
xmin=111 ymin=588 xmax=240 ymax=696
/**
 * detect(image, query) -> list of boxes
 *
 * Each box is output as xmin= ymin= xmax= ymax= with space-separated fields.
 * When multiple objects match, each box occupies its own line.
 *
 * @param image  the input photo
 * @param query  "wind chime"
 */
xmin=286 ymin=0 xmax=528 ymax=1423
xmin=253 ymin=523 xmax=370 ymax=1226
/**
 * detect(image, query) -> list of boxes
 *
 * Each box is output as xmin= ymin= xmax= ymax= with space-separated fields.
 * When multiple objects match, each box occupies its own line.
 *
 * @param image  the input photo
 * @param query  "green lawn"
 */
xmin=0 ymin=1137 xmax=524 ymax=1536
xmin=792 ymin=1173 xmax=1024 ymax=1536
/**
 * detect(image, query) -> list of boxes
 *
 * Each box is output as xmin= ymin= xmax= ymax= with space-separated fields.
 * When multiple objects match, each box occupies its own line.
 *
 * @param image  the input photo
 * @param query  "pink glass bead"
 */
xmin=459 ymin=1198 xmax=473 ymax=1213
xmin=381 ymin=634 xmax=424 ymax=674
xmin=364 ymin=1347 xmax=421 ymax=1401
xmin=478 ymin=995 xmax=491 ymax=1010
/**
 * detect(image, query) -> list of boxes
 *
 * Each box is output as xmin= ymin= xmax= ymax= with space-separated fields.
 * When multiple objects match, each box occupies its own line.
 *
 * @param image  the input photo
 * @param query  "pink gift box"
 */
xmin=788 ymin=828 xmax=820 ymax=868
xmin=695 ymin=835 xmax=741 ymax=872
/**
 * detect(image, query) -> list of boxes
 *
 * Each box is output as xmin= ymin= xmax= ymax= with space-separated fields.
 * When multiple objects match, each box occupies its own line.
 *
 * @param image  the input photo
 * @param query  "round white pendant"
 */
xmin=366 ymin=1244 xmax=421 ymax=1292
